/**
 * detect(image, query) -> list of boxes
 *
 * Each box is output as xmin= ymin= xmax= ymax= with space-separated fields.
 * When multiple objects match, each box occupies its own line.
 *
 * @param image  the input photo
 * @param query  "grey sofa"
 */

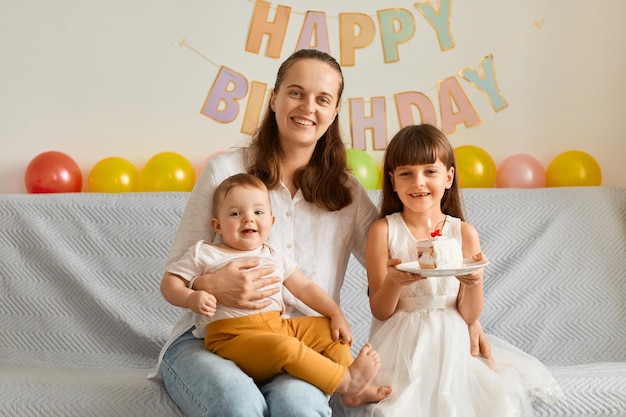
xmin=1 ymin=188 xmax=624 ymax=416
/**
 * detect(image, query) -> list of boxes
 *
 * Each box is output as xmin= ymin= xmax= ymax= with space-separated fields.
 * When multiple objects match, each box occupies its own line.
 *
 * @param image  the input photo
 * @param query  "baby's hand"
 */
xmin=187 ymin=290 xmax=217 ymax=317
xmin=329 ymin=314 xmax=353 ymax=346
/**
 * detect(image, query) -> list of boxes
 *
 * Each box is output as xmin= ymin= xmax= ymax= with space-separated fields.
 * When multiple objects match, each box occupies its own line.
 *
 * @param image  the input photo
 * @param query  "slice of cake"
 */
xmin=416 ymin=237 xmax=463 ymax=270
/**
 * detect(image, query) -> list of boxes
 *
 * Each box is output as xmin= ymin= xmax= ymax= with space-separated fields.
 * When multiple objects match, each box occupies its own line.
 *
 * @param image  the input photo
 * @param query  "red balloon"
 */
xmin=25 ymin=151 xmax=83 ymax=193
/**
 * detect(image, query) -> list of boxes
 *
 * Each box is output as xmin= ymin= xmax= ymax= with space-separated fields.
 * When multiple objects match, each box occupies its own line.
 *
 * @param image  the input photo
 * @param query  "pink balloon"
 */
xmin=197 ymin=150 xmax=229 ymax=176
xmin=496 ymin=154 xmax=546 ymax=188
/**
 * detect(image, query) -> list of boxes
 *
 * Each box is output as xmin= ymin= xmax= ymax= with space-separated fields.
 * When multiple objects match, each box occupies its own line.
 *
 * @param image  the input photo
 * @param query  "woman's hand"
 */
xmin=192 ymin=259 xmax=280 ymax=310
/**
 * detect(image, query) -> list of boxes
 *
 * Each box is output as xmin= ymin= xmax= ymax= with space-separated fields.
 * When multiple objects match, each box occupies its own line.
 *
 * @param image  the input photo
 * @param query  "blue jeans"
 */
xmin=161 ymin=328 xmax=332 ymax=417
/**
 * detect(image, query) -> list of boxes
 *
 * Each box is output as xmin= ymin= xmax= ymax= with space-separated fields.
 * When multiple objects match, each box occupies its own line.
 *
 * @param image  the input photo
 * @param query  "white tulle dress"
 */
xmin=351 ymin=213 xmax=562 ymax=417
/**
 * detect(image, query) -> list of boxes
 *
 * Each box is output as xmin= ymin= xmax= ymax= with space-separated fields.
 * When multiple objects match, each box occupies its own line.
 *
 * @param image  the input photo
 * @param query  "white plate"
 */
xmin=396 ymin=259 xmax=489 ymax=277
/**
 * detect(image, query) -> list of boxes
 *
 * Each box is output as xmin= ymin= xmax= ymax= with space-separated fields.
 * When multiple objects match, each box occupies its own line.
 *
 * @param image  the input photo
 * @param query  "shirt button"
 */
xmin=286 ymin=211 xmax=292 ymax=217
xmin=286 ymin=243 xmax=293 ymax=249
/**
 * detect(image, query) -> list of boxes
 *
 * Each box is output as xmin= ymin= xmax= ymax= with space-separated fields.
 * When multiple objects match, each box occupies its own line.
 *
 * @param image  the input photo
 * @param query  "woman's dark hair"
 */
xmin=246 ymin=49 xmax=352 ymax=211
xmin=380 ymin=124 xmax=465 ymax=220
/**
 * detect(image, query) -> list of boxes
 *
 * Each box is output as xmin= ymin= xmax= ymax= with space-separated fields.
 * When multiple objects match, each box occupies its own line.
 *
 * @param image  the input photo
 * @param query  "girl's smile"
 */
xmin=391 ymin=162 xmax=454 ymax=215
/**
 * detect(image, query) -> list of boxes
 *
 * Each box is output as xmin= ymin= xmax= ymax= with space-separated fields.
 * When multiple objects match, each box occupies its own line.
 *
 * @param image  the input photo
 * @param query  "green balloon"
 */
xmin=346 ymin=149 xmax=380 ymax=190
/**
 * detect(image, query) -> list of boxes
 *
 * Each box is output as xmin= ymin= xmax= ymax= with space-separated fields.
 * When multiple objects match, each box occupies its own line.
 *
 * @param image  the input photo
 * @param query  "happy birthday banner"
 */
xmin=180 ymin=0 xmax=543 ymax=151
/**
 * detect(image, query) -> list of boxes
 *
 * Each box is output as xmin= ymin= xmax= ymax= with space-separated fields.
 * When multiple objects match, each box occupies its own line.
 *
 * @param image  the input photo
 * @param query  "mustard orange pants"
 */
xmin=204 ymin=312 xmax=353 ymax=395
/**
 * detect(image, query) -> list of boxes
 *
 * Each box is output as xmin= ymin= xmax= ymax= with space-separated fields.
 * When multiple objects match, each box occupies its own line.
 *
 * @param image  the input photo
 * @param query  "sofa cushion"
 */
xmin=1 ymin=188 xmax=624 ymax=417
xmin=0 ymin=193 xmax=185 ymax=369
xmin=462 ymin=188 xmax=626 ymax=366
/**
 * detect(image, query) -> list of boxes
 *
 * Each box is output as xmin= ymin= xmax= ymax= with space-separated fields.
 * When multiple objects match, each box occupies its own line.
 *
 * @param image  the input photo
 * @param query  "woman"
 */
xmin=154 ymin=49 xmax=491 ymax=417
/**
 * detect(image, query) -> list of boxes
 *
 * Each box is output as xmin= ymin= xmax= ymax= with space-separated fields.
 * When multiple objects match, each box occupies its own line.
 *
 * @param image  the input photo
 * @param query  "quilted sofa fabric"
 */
xmin=0 ymin=188 xmax=625 ymax=416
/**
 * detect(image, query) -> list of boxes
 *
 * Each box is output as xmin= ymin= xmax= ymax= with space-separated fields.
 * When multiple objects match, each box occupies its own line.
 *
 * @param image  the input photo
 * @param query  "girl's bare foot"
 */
xmin=339 ymin=344 xmax=391 ymax=407
xmin=343 ymin=385 xmax=392 ymax=408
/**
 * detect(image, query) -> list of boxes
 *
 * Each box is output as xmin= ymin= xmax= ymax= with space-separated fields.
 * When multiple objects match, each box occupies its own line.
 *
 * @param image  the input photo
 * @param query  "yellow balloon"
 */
xmin=454 ymin=145 xmax=496 ymax=188
xmin=546 ymin=150 xmax=602 ymax=187
xmin=88 ymin=157 xmax=139 ymax=193
xmin=139 ymin=152 xmax=196 ymax=192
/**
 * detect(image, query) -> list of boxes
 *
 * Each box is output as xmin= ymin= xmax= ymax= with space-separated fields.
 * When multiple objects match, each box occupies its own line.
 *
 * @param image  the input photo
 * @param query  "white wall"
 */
xmin=1 ymin=0 xmax=624 ymax=193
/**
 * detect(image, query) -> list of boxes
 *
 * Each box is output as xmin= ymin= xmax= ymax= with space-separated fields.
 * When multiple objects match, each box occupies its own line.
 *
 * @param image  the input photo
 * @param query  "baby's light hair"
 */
xmin=213 ymin=173 xmax=269 ymax=216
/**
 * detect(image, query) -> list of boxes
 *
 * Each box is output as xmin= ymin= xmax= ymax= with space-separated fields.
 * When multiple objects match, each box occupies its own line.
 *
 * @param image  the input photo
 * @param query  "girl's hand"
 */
xmin=329 ymin=313 xmax=353 ymax=346
xmin=388 ymin=258 xmax=426 ymax=287
xmin=187 ymin=290 xmax=217 ymax=317
xmin=456 ymin=252 xmax=487 ymax=286
xmin=469 ymin=320 xmax=494 ymax=364
xmin=456 ymin=269 xmax=482 ymax=286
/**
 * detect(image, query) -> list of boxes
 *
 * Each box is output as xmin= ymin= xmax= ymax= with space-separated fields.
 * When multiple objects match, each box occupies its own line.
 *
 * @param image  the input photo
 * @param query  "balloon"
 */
xmin=139 ymin=152 xmax=196 ymax=192
xmin=454 ymin=145 xmax=496 ymax=188
xmin=346 ymin=149 xmax=380 ymax=189
xmin=546 ymin=150 xmax=602 ymax=187
xmin=197 ymin=150 xmax=228 ymax=176
xmin=377 ymin=163 xmax=385 ymax=190
xmin=88 ymin=157 xmax=139 ymax=193
xmin=496 ymin=154 xmax=546 ymax=188
xmin=25 ymin=151 xmax=83 ymax=193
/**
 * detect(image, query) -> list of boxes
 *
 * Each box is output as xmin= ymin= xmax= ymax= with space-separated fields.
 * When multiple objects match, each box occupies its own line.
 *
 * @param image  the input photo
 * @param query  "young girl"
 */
xmin=355 ymin=124 xmax=562 ymax=416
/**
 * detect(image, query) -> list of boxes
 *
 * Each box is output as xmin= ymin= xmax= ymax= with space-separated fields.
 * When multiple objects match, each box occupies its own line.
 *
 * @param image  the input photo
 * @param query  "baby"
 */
xmin=160 ymin=173 xmax=391 ymax=407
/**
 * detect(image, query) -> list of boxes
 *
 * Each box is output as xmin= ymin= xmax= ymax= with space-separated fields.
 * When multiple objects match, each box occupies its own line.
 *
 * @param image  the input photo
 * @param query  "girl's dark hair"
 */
xmin=246 ymin=49 xmax=352 ymax=211
xmin=380 ymin=124 xmax=465 ymax=220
